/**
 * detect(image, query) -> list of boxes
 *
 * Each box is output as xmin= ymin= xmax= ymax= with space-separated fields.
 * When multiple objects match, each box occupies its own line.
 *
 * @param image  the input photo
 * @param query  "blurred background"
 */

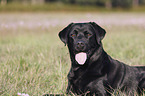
xmin=0 ymin=0 xmax=145 ymax=96
xmin=0 ymin=0 xmax=145 ymax=11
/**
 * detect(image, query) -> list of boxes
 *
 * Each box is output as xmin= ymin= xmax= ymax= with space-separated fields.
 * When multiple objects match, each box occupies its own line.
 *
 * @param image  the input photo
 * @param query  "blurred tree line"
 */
xmin=0 ymin=0 xmax=145 ymax=8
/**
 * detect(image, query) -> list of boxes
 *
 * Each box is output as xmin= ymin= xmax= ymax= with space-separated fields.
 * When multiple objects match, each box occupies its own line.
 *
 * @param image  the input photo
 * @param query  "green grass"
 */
xmin=0 ymin=12 xmax=145 ymax=95
xmin=0 ymin=30 xmax=69 ymax=95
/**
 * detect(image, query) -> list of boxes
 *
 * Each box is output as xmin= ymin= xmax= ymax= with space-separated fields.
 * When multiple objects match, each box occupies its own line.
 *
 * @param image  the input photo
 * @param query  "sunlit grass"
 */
xmin=0 ymin=12 xmax=145 ymax=95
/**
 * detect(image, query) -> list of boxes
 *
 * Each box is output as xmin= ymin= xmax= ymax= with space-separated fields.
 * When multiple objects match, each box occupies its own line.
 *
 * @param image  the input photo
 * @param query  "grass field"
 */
xmin=0 ymin=12 xmax=145 ymax=95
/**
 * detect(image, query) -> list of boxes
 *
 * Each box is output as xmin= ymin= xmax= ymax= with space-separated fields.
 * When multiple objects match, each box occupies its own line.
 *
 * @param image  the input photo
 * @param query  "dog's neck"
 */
xmin=69 ymin=45 xmax=108 ymax=72
xmin=89 ymin=46 xmax=104 ymax=64
xmin=68 ymin=46 xmax=109 ymax=81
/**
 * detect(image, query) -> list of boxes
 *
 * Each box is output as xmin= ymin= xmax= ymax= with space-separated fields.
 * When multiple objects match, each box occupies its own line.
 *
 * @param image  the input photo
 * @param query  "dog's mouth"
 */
xmin=75 ymin=52 xmax=87 ymax=65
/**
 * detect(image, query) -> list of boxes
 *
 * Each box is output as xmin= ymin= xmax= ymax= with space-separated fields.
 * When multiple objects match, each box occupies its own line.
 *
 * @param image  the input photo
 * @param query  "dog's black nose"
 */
xmin=77 ymin=41 xmax=85 ymax=50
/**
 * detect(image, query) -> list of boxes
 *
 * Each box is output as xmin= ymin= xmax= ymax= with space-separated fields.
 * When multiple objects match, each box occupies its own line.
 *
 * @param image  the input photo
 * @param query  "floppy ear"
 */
xmin=89 ymin=22 xmax=106 ymax=44
xmin=58 ymin=23 xmax=73 ymax=45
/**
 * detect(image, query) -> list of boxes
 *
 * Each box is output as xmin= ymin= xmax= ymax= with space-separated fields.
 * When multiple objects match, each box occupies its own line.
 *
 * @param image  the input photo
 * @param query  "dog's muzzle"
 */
xmin=76 ymin=41 xmax=85 ymax=52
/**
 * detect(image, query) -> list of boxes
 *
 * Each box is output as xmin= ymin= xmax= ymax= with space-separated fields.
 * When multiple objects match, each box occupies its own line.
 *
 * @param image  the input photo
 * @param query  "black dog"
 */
xmin=58 ymin=22 xmax=145 ymax=96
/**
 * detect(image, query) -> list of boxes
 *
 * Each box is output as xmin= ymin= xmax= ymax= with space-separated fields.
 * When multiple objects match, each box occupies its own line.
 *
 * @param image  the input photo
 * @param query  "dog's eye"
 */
xmin=71 ymin=34 xmax=76 ymax=37
xmin=84 ymin=31 xmax=92 ymax=37
xmin=87 ymin=33 xmax=92 ymax=36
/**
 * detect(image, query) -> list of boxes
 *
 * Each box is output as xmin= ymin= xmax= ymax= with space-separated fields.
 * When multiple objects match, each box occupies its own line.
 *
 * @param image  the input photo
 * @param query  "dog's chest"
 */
xmin=68 ymin=70 xmax=107 ymax=93
xmin=69 ymin=75 xmax=91 ymax=93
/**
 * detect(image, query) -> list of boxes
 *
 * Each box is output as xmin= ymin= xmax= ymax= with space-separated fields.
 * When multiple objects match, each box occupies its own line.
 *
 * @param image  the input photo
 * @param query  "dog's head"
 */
xmin=59 ymin=22 xmax=106 ymax=65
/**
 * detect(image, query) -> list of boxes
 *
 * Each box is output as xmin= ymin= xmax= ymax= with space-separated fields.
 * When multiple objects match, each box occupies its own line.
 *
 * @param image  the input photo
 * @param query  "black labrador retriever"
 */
xmin=58 ymin=22 xmax=145 ymax=96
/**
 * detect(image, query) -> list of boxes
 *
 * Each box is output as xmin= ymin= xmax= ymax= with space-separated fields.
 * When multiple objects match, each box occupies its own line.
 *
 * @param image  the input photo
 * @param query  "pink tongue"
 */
xmin=75 ymin=52 xmax=87 ymax=65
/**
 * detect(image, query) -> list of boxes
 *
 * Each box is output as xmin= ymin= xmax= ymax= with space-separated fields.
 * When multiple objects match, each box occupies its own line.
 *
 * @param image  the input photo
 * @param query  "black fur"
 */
xmin=59 ymin=22 xmax=145 ymax=96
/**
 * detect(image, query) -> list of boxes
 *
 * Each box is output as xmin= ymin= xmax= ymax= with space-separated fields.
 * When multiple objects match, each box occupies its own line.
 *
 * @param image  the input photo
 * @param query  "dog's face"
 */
xmin=59 ymin=22 xmax=106 ymax=65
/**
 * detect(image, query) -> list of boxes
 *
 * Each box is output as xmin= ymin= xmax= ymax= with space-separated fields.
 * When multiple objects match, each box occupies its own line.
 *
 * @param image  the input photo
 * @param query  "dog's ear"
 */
xmin=89 ymin=22 xmax=106 ymax=44
xmin=58 ymin=23 xmax=73 ymax=45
